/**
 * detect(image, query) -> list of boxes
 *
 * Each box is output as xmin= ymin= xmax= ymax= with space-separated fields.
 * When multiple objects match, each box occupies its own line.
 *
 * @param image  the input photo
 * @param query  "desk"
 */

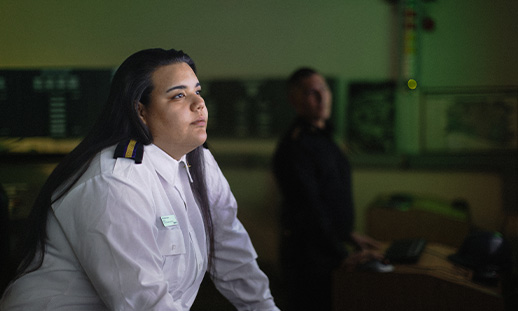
xmin=333 ymin=243 xmax=504 ymax=311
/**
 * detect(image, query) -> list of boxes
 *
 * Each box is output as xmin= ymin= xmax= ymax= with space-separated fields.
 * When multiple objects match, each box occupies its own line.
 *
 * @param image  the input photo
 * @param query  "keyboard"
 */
xmin=384 ymin=238 xmax=427 ymax=264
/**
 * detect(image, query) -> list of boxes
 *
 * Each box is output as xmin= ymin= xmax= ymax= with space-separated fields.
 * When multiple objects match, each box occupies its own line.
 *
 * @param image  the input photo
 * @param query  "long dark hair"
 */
xmin=14 ymin=48 xmax=215 ymax=279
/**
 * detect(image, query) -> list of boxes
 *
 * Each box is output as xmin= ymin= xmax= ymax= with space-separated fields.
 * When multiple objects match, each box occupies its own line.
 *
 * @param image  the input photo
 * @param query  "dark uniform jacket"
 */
xmin=273 ymin=118 xmax=354 ymax=270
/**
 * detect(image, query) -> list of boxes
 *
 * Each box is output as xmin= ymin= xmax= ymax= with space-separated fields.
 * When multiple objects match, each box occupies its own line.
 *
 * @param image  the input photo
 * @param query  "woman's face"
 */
xmin=138 ymin=62 xmax=208 ymax=160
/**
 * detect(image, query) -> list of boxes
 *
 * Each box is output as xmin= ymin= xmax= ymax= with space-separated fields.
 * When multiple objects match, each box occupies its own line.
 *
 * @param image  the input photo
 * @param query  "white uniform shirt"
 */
xmin=1 ymin=144 xmax=279 ymax=311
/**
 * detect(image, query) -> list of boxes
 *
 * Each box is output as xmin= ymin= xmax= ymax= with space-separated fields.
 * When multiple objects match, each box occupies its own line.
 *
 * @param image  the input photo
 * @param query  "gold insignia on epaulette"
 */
xmin=113 ymin=139 xmax=144 ymax=164
xmin=290 ymin=127 xmax=301 ymax=140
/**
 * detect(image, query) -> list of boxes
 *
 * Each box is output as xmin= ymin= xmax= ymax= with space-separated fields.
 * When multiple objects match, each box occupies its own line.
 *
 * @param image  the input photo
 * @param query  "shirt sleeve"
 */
xmin=52 ymin=169 xmax=182 ymax=311
xmin=203 ymin=150 xmax=280 ymax=311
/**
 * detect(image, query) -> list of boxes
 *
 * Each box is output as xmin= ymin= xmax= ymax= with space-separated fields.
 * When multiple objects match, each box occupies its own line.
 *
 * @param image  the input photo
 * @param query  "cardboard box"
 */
xmin=366 ymin=194 xmax=471 ymax=248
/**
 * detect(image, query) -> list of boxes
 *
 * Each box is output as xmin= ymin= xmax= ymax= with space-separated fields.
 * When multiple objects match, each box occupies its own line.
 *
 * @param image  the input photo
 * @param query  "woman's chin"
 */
xmin=195 ymin=133 xmax=208 ymax=147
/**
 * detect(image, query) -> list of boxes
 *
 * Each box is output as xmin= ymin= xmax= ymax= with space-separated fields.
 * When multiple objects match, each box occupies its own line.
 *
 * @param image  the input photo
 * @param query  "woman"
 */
xmin=1 ymin=48 xmax=279 ymax=310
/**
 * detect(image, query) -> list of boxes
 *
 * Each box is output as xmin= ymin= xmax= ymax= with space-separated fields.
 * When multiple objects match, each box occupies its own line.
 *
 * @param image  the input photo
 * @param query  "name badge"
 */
xmin=161 ymin=215 xmax=179 ymax=227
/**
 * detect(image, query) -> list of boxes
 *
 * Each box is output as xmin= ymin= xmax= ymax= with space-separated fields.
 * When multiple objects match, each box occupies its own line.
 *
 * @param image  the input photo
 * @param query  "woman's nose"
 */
xmin=192 ymin=96 xmax=205 ymax=111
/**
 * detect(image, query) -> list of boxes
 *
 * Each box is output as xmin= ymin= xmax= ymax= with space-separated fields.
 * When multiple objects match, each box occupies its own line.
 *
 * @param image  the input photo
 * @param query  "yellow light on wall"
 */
xmin=407 ymin=78 xmax=417 ymax=90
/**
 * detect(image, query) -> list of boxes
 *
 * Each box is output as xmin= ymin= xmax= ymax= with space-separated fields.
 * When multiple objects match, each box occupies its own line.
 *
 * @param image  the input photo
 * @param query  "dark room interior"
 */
xmin=1 ymin=1 xmax=517 ymax=310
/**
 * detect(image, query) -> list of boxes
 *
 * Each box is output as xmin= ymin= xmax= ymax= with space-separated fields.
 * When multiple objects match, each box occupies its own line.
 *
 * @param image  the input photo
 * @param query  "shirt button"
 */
xmin=172 ymin=245 xmax=176 ymax=251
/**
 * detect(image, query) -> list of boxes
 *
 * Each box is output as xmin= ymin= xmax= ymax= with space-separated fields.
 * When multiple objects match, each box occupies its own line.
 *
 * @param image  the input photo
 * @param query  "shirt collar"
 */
xmin=145 ymin=144 xmax=193 ymax=185
xmin=179 ymin=158 xmax=194 ymax=183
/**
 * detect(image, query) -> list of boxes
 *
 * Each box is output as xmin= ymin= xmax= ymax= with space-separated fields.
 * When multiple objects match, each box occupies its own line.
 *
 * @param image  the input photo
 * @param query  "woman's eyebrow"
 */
xmin=166 ymin=85 xmax=186 ymax=93
xmin=166 ymin=82 xmax=201 ymax=93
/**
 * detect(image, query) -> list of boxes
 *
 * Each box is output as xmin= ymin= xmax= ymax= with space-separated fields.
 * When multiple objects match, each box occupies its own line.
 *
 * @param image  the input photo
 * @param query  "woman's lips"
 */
xmin=192 ymin=118 xmax=206 ymax=126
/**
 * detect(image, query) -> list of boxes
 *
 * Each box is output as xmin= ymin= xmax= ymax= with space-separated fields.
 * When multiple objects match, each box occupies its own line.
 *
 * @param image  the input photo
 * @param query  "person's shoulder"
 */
xmin=288 ymin=126 xmax=304 ymax=141
xmin=201 ymin=144 xmax=219 ymax=170
xmin=97 ymin=140 xmax=155 ymax=181
xmin=283 ymin=122 xmax=320 ymax=148
xmin=112 ymin=139 xmax=144 ymax=164
xmin=280 ymin=120 xmax=311 ymax=143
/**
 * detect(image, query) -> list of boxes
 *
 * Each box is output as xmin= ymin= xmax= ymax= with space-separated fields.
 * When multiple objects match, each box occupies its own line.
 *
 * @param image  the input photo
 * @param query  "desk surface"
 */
xmin=333 ymin=243 xmax=504 ymax=311
xmin=393 ymin=243 xmax=501 ymax=296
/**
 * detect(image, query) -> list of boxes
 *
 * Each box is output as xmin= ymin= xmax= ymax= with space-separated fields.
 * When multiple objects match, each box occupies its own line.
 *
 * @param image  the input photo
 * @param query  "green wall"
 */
xmin=420 ymin=0 xmax=518 ymax=88
xmin=2 ymin=0 xmax=517 ymax=86
xmin=0 ymin=0 xmax=393 ymax=80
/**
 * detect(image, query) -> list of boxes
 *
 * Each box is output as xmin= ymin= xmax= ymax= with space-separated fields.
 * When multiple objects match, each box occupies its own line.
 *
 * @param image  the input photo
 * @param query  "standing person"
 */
xmin=0 ymin=48 xmax=280 ymax=311
xmin=272 ymin=68 xmax=382 ymax=311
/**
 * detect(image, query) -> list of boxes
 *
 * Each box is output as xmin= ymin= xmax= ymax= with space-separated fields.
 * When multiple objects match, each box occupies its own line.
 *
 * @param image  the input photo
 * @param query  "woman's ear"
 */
xmin=137 ymin=102 xmax=147 ymax=125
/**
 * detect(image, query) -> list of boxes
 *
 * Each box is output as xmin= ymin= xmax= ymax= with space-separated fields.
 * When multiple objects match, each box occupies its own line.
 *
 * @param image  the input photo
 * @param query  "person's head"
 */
xmin=287 ymin=67 xmax=332 ymax=129
xmin=98 ymin=48 xmax=203 ymax=155
xmin=137 ymin=61 xmax=207 ymax=160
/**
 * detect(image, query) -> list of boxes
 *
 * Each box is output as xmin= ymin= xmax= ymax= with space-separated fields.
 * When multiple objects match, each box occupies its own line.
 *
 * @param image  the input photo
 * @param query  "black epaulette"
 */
xmin=290 ymin=127 xmax=302 ymax=140
xmin=113 ymin=139 xmax=144 ymax=164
